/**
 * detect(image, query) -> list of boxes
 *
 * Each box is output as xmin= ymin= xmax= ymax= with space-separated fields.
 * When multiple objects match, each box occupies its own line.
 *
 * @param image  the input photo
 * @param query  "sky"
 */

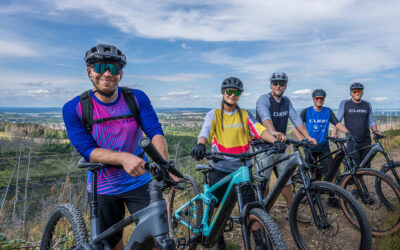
xmin=0 ymin=0 xmax=399 ymax=110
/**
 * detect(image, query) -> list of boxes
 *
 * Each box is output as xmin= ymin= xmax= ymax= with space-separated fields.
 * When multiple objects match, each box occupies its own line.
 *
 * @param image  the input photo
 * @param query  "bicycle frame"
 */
xmin=260 ymin=151 xmax=302 ymax=212
xmin=174 ymin=165 xmax=262 ymax=248
xmin=259 ymin=144 xmax=341 ymax=229
xmin=310 ymin=138 xmax=388 ymax=204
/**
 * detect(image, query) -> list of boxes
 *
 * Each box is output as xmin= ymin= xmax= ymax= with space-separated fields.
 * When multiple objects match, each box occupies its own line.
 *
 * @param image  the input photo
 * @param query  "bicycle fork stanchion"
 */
xmin=236 ymin=185 xmax=251 ymax=250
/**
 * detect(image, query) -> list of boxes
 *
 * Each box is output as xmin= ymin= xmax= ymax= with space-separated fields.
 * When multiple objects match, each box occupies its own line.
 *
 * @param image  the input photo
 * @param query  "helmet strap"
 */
xmin=91 ymin=79 xmax=116 ymax=98
xmin=93 ymin=88 xmax=116 ymax=98
xmin=223 ymin=99 xmax=235 ymax=107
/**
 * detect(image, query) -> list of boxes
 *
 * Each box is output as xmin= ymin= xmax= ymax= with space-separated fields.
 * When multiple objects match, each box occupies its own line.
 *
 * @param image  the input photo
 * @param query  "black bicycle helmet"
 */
xmin=221 ymin=77 xmax=244 ymax=92
xmin=350 ymin=82 xmax=364 ymax=90
xmin=312 ymin=89 xmax=326 ymax=98
xmin=270 ymin=72 xmax=288 ymax=83
xmin=85 ymin=44 xmax=127 ymax=67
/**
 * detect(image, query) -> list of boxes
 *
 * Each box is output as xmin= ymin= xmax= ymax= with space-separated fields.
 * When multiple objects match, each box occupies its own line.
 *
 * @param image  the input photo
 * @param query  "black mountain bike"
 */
xmin=304 ymin=135 xmax=400 ymax=237
xmin=40 ymin=137 xmax=185 ymax=250
xmin=254 ymin=138 xmax=372 ymax=250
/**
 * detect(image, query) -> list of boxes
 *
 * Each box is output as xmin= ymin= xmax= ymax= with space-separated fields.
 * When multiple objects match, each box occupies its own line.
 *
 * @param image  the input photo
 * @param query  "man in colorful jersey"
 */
xmin=63 ymin=44 xmax=167 ymax=249
xmin=255 ymin=72 xmax=316 ymax=223
xmin=190 ymin=77 xmax=282 ymax=250
xmin=332 ymin=82 xmax=381 ymax=169
xmin=293 ymin=89 xmax=350 ymax=178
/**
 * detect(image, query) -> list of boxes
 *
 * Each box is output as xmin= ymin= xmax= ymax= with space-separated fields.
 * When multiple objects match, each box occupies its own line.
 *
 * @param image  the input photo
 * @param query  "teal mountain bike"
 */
xmin=167 ymin=146 xmax=288 ymax=249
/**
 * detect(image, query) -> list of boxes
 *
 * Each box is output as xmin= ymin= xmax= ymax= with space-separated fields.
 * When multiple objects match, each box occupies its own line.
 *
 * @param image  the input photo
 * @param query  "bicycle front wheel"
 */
xmin=341 ymin=168 xmax=400 ymax=236
xmin=290 ymin=181 xmax=371 ymax=250
xmin=167 ymin=174 xmax=202 ymax=244
xmin=245 ymin=207 xmax=288 ymax=250
xmin=40 ymin=203 xmax=88 ymax=250
xmin=380 ymin=163 xmax=400 ymax=185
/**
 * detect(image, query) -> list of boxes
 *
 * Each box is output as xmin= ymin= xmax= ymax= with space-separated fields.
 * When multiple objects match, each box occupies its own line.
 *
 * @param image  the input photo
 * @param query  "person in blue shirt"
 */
xmin=294 ymin=89 xmax=350 ymax=179
xmin=63 ymin=44 xmax=168 ymax=249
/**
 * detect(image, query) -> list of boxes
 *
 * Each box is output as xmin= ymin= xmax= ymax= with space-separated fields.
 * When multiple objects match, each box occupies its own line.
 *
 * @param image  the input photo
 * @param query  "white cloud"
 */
xmin=181 ymin=43 xmax=188 ymax=49
xmin=167 ymin=91 xmax=191 ymax=96
xmin=384 ymin=74 xmax=397 ymax=79
xmin=0 ymin=40 xmax=37 ymax=57
xmin=292 ymin=89 xmax=312 ymax=95
xmin=133 ymin=73 xmax=212 ymax=82
xmin=372 ymin=97 xmax=389 ymax=102
xmin=159 ymin=97 xmax=172 ymax=101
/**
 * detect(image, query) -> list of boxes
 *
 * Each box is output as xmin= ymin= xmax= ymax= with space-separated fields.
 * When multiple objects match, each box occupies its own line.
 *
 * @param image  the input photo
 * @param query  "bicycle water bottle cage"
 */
xmin=224 ymin=217 xmax=234 ymax=232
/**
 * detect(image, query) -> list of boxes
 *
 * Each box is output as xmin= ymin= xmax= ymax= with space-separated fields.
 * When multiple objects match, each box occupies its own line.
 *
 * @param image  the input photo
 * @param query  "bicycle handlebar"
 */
xmin=285 ymin=138 xmax=314 ymax=147
xmin=205 ymin=145 xmax=276 ymax=161
xmin=324 ymin=136 xmax=355 ymax=144
xmin=139 ymin=137 xmax=184 ymax=179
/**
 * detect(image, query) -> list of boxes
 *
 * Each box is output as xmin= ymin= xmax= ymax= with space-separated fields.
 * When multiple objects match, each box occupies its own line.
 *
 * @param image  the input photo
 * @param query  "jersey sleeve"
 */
xmin=328 ymin=108 xmax=339 ymax=125
xmin=198 ymin=109 xmax=215 ymax=143
xmin=256 ymin=94 xmax=272 ymax=123
xmin=288 ymin=99 xmax=303 ymax=128
xmin=133 ymin=89 xmax=164 ymax=139
xmin=336 ymin=100 xmax=346 ymax=122
xmin=246 ymin=110 xmax=266 ymax=139
xmin=62 ymin=97 xmax=98 ymax=161
xmin=367 ymin=101 xmax=377 ymax=127
xmin=300 ymin=108 xmax=307 ymax=123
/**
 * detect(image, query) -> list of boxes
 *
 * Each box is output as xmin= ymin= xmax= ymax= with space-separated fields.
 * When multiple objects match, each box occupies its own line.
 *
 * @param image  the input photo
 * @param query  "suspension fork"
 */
xmin=236 ymin=185 xmax=251 ymax=250
xmin=352 ymin=173 xmax=374 ymax=203
xmin=299 ymin=162 xmax=330 ymax=228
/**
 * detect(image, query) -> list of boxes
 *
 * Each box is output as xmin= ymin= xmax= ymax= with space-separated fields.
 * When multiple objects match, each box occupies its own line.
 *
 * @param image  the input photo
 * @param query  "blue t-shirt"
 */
xmin=63 ymin=87 xmax=164 ymax=195
xmin=301 ymin=106 xmax=339 ymax=152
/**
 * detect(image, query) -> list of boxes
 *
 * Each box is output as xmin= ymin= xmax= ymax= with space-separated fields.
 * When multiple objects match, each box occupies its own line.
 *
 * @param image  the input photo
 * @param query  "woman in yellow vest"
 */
xmin=190 ymin=76 xmax=284 ymax=250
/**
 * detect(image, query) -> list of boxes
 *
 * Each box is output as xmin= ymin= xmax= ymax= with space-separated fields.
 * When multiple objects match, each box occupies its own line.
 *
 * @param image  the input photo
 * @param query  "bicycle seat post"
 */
xmin=90 ymin=167 xmax=101 ymax=242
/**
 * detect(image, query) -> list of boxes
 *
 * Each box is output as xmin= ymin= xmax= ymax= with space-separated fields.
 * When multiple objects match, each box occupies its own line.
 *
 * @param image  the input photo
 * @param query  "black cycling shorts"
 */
xmin=88 ymin=183 xmax=150 ymax=248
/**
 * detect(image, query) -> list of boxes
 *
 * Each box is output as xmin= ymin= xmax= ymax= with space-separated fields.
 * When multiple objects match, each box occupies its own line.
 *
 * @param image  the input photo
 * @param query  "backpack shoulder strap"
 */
xmin=80 ymin=90 xmax=93 ymax=133
xmin=120 ymin=87 xmax=142 ymax=128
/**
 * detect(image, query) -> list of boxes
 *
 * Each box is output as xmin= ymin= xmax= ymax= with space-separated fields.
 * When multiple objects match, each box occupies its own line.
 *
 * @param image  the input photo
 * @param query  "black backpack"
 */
xmin=80 ymin=87 xmax=142 ymax=133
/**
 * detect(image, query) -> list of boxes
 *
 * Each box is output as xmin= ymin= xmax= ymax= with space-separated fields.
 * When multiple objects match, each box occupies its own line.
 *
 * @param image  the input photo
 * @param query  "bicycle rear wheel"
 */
xmin=167 ymin=174 xmax=202 ymax=245
xmin=246 ymin=208 xmax=288 ymax=250
xmin=40 ymin=203 xmax=88 ymax=250
xmin=290 ymin=181 xmax=371 ymax=250
xmin=341 ymin=168 xmax=400 ymax=236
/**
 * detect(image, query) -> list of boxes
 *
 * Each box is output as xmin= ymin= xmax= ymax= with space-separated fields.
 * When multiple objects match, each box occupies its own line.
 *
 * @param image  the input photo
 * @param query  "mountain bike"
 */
xmin=305 ymin=135 xmax=400 ymax=236
xmin=40 ymin=137 xmax=184 ymax=250
xmin=254 ymin=138 xmax=372 ymax=250
xmin=167 ymin=146 xmax=288 ymax=249
xmin=365 ymin=132 xmax=400 ymax=206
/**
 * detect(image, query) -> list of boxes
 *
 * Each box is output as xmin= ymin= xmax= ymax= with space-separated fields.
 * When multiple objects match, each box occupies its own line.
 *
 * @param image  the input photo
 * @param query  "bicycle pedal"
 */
xmin=230 ymin=215 xmax=240 ymax=223
xmin=224 ymin=217 xmax=234 ymax=232
xmin=176 ymin=237 xmax=186 ymax=248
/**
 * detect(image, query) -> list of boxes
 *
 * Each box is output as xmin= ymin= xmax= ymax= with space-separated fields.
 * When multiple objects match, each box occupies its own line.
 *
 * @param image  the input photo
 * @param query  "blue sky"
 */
xmin=0 ymin=0 xmax=399 ymax=110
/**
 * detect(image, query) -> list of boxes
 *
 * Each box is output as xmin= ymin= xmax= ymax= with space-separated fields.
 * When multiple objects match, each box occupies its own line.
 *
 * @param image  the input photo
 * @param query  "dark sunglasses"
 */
xmin=314 ymin=97 xmax=325 ymax=101
xmin=271 ymin=80 xmax=287 ymax=87
xmin=225 ymin=89 xmax=241 ymax=97
xmin=92 ymin=63 xmax=122 ymax=75
xmin=352 ymin=89 xmax=363 ymax=94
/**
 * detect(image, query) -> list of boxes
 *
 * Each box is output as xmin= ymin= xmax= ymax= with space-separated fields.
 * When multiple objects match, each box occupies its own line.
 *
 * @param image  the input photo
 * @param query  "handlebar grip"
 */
xmin=139 ymin=137 xmax=184 ymax=179
xmin=140 ymin=137 xmax=168 ymax=166
xmin=168 ymin=165 xmax=184 ymax=179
